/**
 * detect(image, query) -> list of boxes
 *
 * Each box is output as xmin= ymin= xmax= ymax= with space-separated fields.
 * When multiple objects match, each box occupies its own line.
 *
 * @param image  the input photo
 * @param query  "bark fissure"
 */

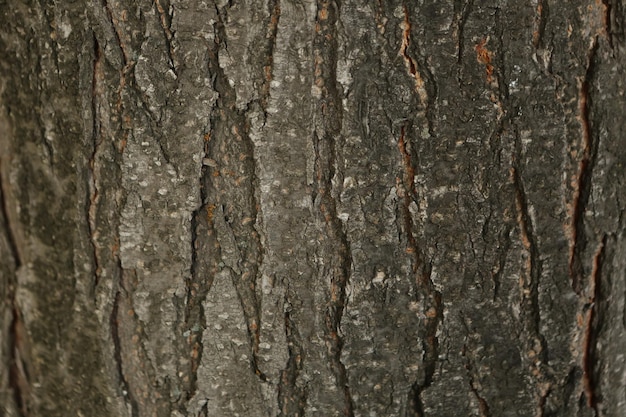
xmin=185 ymin=139 xmax=223 ymax=399
xmin=399 ymin=4 xmax=428 ymax=105
xmin=312 ymin=127 xmax=354 ymax=414
xmin=39 ymin=117 xmax=56 ymax=168
xmin=453 ymin=0 xmax=475 ymax=65
xmin=152 ymin=0 xmax=177 ymax=75
xmin=581 ymin=234 xmax=607 ymax=412
xmin=532 ymin=0 xmax=548 ymax=49
xmin=0 ymin=163 xmax=21 ymax=270
xmin=1 ymin=151 xmax=30 ymax=417
xmin=261 ymin=0 xmax=281 ymax=114
xmin=490 ymin=225 xmax=512 ymax=301
xmin=117 ymin=269 xmax=162 ymax=416
xmin=185 ymin=202 xmax=208 ymax=401
xmin=312 ymin=1 xmax=355 ymax=415
xmin=569 ymin=38 xmax=599 ymax=295
xmin=511 ymin=166 xmax=541 ymax=325
xmin=100 ymin=0 xmax=142 ymax=163
xmin=206 ymin=8 xmax=266 ymax=383
xmin=110 ymin=289 xmax=139 ymax=417
xmin=87 ymin=34 xmax=104 ymax=293
xmin=511 ymin=163 xmax=552 ymax=414
xmin=600 ymin=0 xmax=613 ymax=48
xmin=278 ymin=306 xmax=307 ymax=416
xmin=374 ymin=0 xmax=386 ymax=34
xmin=8 ymin=306 xmax=29 ymax=417
xmin=101 ymin=0 xmax=131 ymax=67
xmin=462 ymin=344 xmax=492 ymax=417
xmin=492 ymin=8 xmax=510 ymax=104
xmin=397 ymin=123 xmax=442 ymax=416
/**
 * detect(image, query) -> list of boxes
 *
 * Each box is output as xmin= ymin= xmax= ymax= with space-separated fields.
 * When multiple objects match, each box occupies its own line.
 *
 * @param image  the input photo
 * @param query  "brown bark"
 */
xmin=1 ymin=1 xmax=625 ymax=416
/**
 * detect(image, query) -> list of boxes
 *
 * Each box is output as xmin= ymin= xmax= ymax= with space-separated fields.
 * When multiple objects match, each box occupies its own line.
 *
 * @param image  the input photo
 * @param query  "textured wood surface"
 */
xmin=1 ymin=1 xmax=625 ymax=416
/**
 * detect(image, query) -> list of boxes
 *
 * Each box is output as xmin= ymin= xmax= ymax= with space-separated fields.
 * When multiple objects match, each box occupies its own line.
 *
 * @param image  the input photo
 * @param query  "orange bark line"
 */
xmin=581 ymin=235 xmax=606 ymax=410
xmin=474 ymin=37 xmax=496 ymax=85
xmin=399 ymin=5 xmax=428 ymax=103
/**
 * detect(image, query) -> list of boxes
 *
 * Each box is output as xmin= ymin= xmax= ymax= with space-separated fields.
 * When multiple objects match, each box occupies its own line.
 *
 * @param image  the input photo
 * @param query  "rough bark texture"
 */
xmin=1 ymin=0 xmax=626 ymax=416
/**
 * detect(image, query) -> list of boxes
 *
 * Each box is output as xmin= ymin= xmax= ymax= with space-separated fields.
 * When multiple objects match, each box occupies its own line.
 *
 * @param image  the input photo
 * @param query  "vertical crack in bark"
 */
xmin=453 ymin=0 xmax=474 ymax=65
xmin=312 ymin=1 xmax=354 ymax=415
xmin=186 ymin=210 xmax=201 ymax=398
xmin=111 ymin=268 xmax=159 ymax=416
xmin=197 ymin=400 xmax=209 ymax=417
xmin=110 ymin=287 xmax=139 ymax=417
xmin=1 ymin=152 xmax=30 ymax=417
xmin=181 ymin=21 xmax=220 ymax=403
xmin=260 ymin=0 xmax=281 ymax=115
xmin=0 ymin=158 xmax=21 ymax=271
xmin=599 ymin=0 xmax=613 ymax=48
xmin=8 ymin=305 xmax=30 ymax=417
xmin=397 ymin=124 xmax=443 ymax=416
xmin=87 ymin=33 xmax=104 ymax=294
xmin=205 ymin=9 xmax=266 ymax=384
xmin=101 ymin=0 xmax=129 ymax=67
xmin=532 ymin=0 xmax=548 ymax=49
xmin=474 ymin=36 xmax=499 ymax=93
xmin=490 ymin=225 xmax=512 ymax=301
xmin=511 ymin=164 xmax=552 ymax=414
xmin=152 ymin=0 xmax=177 ymax=75
xmin=184 ymin=126 xmax=220 ymax=401
xmin=373 ymin=0 xmax=386 ymax=34
xmin=312 ymin=127 xmax=354 ymax=414
xmin=492 ymin=8 xmax=510 ymax=107
xmin=581 ymin=235 xmax=607 ymax=412
xmin=278 ymin=305 xmax=306 ymax=416
xmin=100 ymin=0 xmax=137 ymax=158
xmin=461 ymin=344 xmax=492 ymax=417
xmin=569 ymin=38 xmax=599 ymax=295
xmin=399 ymin=4 xmax=428 ymax=104
xmin=185 ymin=200 xmax=210 ymax=400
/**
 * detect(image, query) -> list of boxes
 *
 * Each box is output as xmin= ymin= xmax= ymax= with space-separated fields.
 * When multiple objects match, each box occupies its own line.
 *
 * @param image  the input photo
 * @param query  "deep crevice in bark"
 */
xmin=407 ymin=383 xmax=425 ymax=417
xmin=185 ymin=125 xmax=217 ymax=401
xmin=312 ymin=1 xmax=355 ymax=415
xmin=569 ymin=38 xmax=600 ymax=295
xmin=400 ymin=3 xmax=437 ymax=125
xmin=206 ymin=6 xmax=266 ymax=384
xmin=397 ymin=122 xmax=443 ymax=415
xmin=453 ymin=0 xmax=475 ymax=65
xmin=0 ymin=165 xmax=20 ymax=270
xmin=462 ymin=344 xmax=492 ymax=417
xmin=492 ymin=7 xmax=510 ymax=104
xmin=110 ymin=289 xmax=139 ymax=417
xmin=1 ymin=153 xmax=29 ymax=417
xmin=582 ymin=234 xmax=607 ymax=412
xmin=490 ymin=225 xmax=512 ymax=301
xmin=511 ymin=166 xmax=542 ymax=332
xmin=8 ymin=306 xmax=29 ymax=417
xmin=532 ymin=0 xmax=548 ymax=49
xmin=87 ymin=32 xmax=103 ymax=294
xmin=600 ymin=0 xmax=613 ymax=48
xmin=278 ymin=306 xmax=306 ymax=417
xmin=260 ymin=0 xmax=281 ymax=116
xmin=152 ymin=0 xmax=177 ymax=75
xmin=101 ymin=0 xmax=130 ymax=67
xmin=511 ymin=161 xmax=553 ymax=415
xmin=185 ymin=204 xmax=206 ymax=401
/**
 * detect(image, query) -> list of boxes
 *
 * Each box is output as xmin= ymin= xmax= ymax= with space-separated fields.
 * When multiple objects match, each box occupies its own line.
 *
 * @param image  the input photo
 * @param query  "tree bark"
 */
xmin=1 ymin=1 xmax=625 ymax=416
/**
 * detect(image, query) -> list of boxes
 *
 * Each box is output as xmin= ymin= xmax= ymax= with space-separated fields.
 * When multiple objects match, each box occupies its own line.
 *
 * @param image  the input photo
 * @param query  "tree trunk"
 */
xmin=1 ymin=1 xmax=625 ymax=416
